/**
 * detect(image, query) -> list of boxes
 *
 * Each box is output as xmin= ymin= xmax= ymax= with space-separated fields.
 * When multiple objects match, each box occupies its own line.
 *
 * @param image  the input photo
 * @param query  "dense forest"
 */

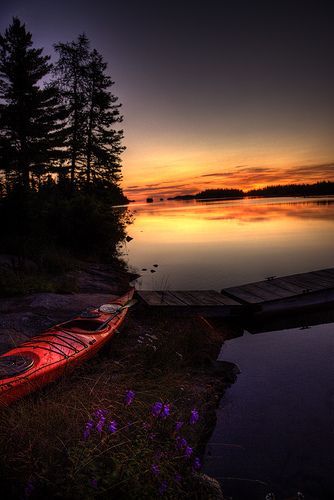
xmin=169 ymin=181 xmax=334 ymax=200
xmin=0 ymin=18 xmax=130 ymax=293
xmin=0 ymin=18 xmax=126 ymax=198
xmin=247 ymin=181 xmax=334 ymax=197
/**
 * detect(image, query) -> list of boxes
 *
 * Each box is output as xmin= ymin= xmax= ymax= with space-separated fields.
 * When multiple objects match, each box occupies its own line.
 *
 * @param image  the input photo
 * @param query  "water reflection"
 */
xmin=205 ymin=310 xmax=334 ymax=499
xmin=244 ymin=306 xmax=334 ymax=334
xmin=125 ymin=197 xmax=334 ymax=290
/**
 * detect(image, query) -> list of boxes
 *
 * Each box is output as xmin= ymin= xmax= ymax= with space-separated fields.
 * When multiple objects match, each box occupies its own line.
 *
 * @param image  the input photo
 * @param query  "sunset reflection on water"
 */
xmin=124 ymin=197 xmax=334 ymax=290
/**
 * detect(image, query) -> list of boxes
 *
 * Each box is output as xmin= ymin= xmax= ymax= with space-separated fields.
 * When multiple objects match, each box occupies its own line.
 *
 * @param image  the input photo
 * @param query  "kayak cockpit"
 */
xmin=0 ymin=355 xmax=34 ymax=379
xmin=59 ymin=319 xmax=106 ymax=333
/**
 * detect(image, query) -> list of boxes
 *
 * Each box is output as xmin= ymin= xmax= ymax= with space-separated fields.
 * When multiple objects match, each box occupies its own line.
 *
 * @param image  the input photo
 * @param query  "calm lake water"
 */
xmin=205 ymin=314 xmax=334 ymax=500
xmin=123 ymin=196 xmax=334 ymax=498
xmin=124 ymin=196 xmax=334 ymax=290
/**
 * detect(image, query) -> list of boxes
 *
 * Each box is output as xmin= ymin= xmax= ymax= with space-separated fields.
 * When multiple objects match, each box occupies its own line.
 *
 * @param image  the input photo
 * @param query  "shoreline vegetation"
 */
xmin=0 ymin=18 xmax=131 ymax=296
xmin=0 ymin=267 xmax=237 ymax=499
xmin=166 ymin=180 xmax=334 ymax=201
xmin=0 ymin=19 xmax=234 ymax=497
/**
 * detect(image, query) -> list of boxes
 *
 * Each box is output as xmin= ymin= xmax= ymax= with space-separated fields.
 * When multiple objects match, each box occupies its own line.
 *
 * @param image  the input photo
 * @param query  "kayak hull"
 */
xmin=0 ymin=288 xmax=134 ymax=406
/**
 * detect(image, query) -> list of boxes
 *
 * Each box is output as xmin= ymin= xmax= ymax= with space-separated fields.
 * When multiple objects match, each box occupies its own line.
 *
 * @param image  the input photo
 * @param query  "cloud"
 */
xmin=124 ymin=161 xmax=334 ymax=200
xmin=200 ymin=172 xmax=233 ymax=177
xmin=201 ymin=166 xmax=269 ymax=178
xmin=125 ymin=182 xmax=192 ymax=195
xmin=288 ymin=163 xmax=334 ymax=176
xmin=235 ymin=166 xmax=270 ymax=173
xmin=198 ymin=162 xmax=334 ymax=189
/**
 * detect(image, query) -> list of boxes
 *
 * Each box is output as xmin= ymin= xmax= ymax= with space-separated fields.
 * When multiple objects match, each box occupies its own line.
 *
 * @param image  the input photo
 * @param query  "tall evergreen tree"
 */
xmin=0 ymin=18 xmax=67 ymax=190
xmin=54 ymin=37 xmax=125 ymax=191
xmin=85 ymin=49 xmax=124 ymax=188
xmin=53 ymin=35 xmax=90 ymax=188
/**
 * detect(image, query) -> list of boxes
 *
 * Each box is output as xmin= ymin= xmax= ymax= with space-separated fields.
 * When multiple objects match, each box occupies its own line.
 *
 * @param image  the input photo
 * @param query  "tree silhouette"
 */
xmin=53 ymin=34 xmax=90 ymax=189
xmin=54 ymin=36 xmax=125 ymax=191
xmin=0 ymin=18 xmax=67 ymax=190
xmin=85 ymin=48 xmax=124 ymax=189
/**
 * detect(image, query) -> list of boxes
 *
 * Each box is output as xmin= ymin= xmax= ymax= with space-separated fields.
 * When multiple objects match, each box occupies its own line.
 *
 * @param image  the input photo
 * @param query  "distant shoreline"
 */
xmin=166 ymin=180 xmax=334 ymax=201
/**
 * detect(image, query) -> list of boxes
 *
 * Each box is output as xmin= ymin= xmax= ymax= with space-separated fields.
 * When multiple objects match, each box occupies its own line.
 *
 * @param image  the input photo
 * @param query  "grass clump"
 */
xmin=0 ymin=270 xmax=77 ymax=297
xmin=0 ymin=314 xmax=228 ymax=499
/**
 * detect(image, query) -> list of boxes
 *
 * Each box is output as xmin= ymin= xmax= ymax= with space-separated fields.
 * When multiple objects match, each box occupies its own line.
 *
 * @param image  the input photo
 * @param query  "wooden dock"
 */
xmin=135 ymin=290 xmax=243 ymax=317
xmin=222 ymin=267 xmax=334 ymax=314
xmin=136 ymin=267 xmax=334 ymax=317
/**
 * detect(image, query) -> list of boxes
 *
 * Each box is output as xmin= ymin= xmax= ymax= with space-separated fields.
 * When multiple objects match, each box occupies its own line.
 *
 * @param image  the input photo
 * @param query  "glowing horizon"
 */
xmin=1 ymin=2 xmax=333 ymax=203
xmin=123 ymin=155 xmax=334 ymax=201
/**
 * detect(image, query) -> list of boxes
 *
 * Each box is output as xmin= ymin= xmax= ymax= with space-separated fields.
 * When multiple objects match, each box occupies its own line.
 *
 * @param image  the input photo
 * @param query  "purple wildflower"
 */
xmin=175 ymin=421 xmax=184 ymax=431
xmin=83 ymin=419 xmax=94 ymax=440
xmin=96 ymin=416 xmax=106 ymax=433
xmin=90 ymin=478 xmax=98 ymax=489
xmin=161 ymin=403 xmax=170 ymax=419
xmin=125 ymin=390 xmax=135 ymax=406
xmin=190 ymin=408 xmax=199 ymax=425
xmin=151 ymin=463 xmax=160 ymax=476
xmin=108 ymin=420 xmax=117 ymax=433
xmin=193 ymin=457 xmax=201 ymax=470
xmin=185 ymin=445 xmax=193 ymax=458
xmin=174 ymin=473 xmax=182 ymax=483
xmin=94 ymin=409 xmax=108 ymax=419
xmin=24 ymin=480 xmax=34 ymax=498
xmin=152 ymin=401 xmax=163 ymax=417
xmin=159 ymin=480 xmax=168 ymax=495
xmin=176 ymin=436 xmax=188 ymax=449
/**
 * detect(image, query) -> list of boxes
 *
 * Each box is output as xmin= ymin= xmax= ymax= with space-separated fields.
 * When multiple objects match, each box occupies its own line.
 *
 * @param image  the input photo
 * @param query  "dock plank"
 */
xmin=278 ymin=269 xmax=334 ymax=289
xmin=297 ymin=273 xmax=334 ymax=287
xmin=223 ymin=267 xmax=334 ymax=305
xmin=249 ymin=282 xmax=292 ymax=299
xmin=170 ymin=291 xmax=205 ymax=306
xmin=235 ymin=284 xmax=283 ymax=301
xmin=314 ymin=268 xmax=334 ymax=278
xmin=223 ymin=286 xmax=264 ymax=303
xmin=137 ymin=289 xmax=241 ymax=307
xmin=282 ymin=275 xmax=327 ymax=291
xmin=269 ymin=279 xmax=306 ymax=295
xmin=137 ymin=291 xmax=187 ymax=306
xmin=308 ymin=271 xmax=334 ymax=286
xmin=173 ymin=290 xmax=240 ymax=306
xmin=138 ymin=268 xmax=334 ymax=313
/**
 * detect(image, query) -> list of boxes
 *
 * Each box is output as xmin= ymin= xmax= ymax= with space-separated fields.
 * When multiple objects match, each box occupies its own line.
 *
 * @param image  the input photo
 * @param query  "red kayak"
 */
xmin=0 ymin=288 xmax=134 ymax=407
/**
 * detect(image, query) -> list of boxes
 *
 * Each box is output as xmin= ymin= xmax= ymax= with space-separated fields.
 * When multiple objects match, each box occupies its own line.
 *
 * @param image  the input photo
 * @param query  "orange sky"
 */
xmin=122 ymin=138 xmax=334 ymax=200
xmin=2 ymin=2 xmax=332 ymax=202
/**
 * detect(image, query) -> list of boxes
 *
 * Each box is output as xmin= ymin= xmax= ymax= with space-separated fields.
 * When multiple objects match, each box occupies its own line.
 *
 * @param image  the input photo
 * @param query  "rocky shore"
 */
xmin=0 ymin=261 xmax=238 ymax=498
xmin=0 ymin=262 xmax=138 ymax=354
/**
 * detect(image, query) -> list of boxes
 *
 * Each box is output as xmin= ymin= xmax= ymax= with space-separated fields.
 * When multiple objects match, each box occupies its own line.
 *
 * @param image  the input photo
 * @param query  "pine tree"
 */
xmin=85 ymin=49 xmax=124 ymax=189
xmin=0 ymin=18 xmax=67 ymax=190
xmin=53 ymin=34 xmax=90 ymax=189
xmin=54 ymin=37 xmax=125 ymax=192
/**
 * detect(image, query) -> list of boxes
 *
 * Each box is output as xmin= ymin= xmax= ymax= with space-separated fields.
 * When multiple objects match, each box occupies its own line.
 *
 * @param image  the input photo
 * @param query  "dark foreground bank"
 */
xmin=0 ymin=265 xmax=238 ymax=499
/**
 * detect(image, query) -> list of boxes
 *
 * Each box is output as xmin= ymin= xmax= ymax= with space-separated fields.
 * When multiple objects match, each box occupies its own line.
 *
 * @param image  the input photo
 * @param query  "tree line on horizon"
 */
xmin=168 ymin=181 xmax=334 ymax=200
xmin=0 ymin=17 xmax=126 ymax=202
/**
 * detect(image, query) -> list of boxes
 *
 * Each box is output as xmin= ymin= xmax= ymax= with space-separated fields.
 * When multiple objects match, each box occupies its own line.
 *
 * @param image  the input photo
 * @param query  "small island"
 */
xmin=168 ymin=181 xmax=334 ymax=200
